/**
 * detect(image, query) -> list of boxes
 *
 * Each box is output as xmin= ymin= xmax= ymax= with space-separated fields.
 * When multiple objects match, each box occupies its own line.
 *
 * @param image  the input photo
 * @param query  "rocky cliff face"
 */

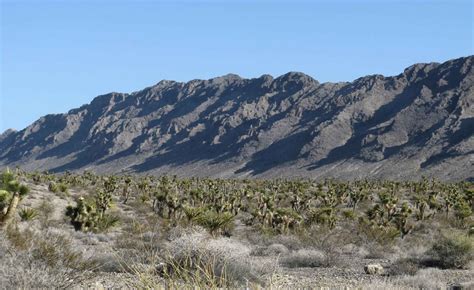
xmin=1 ymin=56 xmax=473 ymax=180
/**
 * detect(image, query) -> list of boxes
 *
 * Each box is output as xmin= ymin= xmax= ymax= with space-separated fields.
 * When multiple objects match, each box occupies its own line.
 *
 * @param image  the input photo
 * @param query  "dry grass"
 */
xmin=119 ymin=226 xmax=279 ymax=288
xmin=0 ymin=226 xmax=97 ymax=288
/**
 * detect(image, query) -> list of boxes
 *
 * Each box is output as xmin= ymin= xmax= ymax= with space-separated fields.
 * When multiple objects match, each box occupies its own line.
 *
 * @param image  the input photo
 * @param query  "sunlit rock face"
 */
xmin=1 ymin=56 xmax=473 ymax=180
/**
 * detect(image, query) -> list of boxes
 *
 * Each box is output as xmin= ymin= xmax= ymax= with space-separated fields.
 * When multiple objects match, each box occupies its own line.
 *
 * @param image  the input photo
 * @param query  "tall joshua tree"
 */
xmin=0 ymin=169 xmax=29 ymax=229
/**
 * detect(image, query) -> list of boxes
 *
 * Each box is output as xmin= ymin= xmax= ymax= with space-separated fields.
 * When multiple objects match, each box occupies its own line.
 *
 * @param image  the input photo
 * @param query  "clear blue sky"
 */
xmin=1 ymin=0 xmax=472 ymax=132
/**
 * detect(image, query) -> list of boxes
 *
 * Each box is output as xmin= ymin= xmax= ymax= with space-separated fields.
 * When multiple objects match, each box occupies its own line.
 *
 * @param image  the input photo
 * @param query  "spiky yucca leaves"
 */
xmin=18 ymin=207 xmax=38 ymax=221
xmin=193 ymin=210 xmax=234 ymax=236
xmin=0 ymin=169 xmax=30 ymax=228
xmin=95 ymin=177 xmax=117 ymax=219
xmin=66 ymin=197 xmax=99 ymax=232
xmin=393 ymin=202 xmax=413 ymax=238
xmin=66 ymin=195 xmax=119 ymax=233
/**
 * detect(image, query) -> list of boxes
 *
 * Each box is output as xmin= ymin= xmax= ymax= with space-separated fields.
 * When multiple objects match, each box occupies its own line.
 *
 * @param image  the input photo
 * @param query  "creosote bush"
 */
xmin=423 ymin=234 xmax=473 ymax=269
xmin=388 ymin=257 xmax=421 ymax=276
xmin=280 ymin=249 xmax=327 ymax=268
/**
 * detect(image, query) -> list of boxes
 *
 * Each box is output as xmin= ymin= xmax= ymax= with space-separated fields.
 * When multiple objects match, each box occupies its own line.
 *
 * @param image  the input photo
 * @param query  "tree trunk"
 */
xmin=0 ymin=193 xmax=20 ymax=229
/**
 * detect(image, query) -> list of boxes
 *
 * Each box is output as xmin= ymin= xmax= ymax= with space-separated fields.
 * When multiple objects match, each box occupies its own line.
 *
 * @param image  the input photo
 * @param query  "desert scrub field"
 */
xmin=0 ymin=168 xmax=473 ymax=288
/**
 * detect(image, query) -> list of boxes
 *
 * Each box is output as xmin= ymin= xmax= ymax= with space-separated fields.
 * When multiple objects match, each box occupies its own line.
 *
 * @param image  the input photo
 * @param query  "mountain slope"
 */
xmin=1 ymin=56 xmax=473 ymax=180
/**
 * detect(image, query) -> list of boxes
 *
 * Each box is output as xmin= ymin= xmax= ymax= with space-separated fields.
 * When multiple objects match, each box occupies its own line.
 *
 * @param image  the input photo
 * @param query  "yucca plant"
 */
xmin=48 ymin=181 xmax=59 ymax=193
xmin=19 ymin=207 xmax=38 ymax=221
xmin=0 ymin=169 xmax=30 ymax=228
xmin=194 ymin=210 xmax=234 ymax=236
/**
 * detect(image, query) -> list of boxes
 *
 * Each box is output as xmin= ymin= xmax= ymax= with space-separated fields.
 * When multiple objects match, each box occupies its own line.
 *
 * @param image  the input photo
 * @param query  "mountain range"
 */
xmin=1 ymin=56 xmax=473 ymax=180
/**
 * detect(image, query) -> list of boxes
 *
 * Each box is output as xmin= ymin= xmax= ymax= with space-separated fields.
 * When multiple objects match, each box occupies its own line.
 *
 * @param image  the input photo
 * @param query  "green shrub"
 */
xmin=423 ymin=235 xmax=473 ymax=269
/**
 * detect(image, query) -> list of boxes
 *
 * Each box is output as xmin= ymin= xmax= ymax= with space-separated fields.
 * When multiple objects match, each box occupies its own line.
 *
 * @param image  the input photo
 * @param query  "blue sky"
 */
xmin=1 ymin=0 xmax=472 ymax=132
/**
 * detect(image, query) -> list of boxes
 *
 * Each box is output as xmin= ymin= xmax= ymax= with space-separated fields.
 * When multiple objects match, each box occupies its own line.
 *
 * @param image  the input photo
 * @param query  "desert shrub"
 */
xmin=91 ymin=253 xmax=123 ymax=273
xmin=0 ymin=230 xmax=94 ymax=288
xmin=251 ymin=244 xmax=289 ymax=256
xmin=339 ymin=243 xmax=369 ymax=257
xmin=5 ymin=225 xmax=35 ymax=250
xmin=280 ymin=249 xmax=327 ymax=268
xmin=396 ymin=268 xmax=457 ymax=289
xmin=36 ymin=200 xmax=55 ymax=227
xmin=454 ymin=200 xmax=472 ymax=224
xmin=423 ymin=234 xmax=473 ymax=269
xmin=18 ymin=207 xmax=38 ymax=221
xmin=268 ymin=234 xmax=303 ymax=251
xmin=388 ymin=257 xmax=420 ymax=276
xmin=6 ymin=226 xmax=90 ymax=269
xmin=33 ymin=233 xmax=83 ymax=268
xmin=259 ymin=243 xmax=289 ymax=256
xmin=162 ymin=228 xmax=277 ymax=287
xmin=358 ymin=269 xmax=448 ymax=289
xmin=357 ymin=217 xmax=399 ymax=246
xmin=342 ymin=209 xmax=356 ymax=220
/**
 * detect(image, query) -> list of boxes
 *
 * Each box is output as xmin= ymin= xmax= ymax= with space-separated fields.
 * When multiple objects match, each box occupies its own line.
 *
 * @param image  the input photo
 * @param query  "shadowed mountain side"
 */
xmin=0 ymin=56 xmax=473 ymax=180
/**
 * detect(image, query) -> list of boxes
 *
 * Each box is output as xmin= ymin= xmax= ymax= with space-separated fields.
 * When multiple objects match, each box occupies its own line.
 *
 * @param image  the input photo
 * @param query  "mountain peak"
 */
xmin=0 ymin=56 xmax=472 ymax=180
xmin=277 ymin=71 xmax=315 ymax=81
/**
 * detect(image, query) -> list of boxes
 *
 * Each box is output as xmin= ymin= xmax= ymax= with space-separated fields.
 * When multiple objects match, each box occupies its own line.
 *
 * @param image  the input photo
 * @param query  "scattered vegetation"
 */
xmin=0 ymin=169 xmax=472 ymax=288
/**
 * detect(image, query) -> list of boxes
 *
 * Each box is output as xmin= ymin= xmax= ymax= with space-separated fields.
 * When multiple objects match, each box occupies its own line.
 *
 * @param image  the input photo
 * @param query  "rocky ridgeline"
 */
xmin=0 ymin=56 xmax=473 ymax=180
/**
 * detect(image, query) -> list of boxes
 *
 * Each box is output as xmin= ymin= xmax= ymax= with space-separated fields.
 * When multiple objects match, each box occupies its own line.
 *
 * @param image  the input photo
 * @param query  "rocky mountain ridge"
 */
xmin=1 ymin=56 xmax=473 ymax=180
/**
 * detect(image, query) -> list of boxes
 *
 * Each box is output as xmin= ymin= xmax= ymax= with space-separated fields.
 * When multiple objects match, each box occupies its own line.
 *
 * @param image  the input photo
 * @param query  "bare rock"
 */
xmin=364 ymin=264 xmax=384 ymax=275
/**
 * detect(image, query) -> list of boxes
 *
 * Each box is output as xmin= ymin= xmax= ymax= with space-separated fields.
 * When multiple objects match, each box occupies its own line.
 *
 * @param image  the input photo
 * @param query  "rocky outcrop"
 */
xmin=0 ymin=56 xmax=473 ymax=180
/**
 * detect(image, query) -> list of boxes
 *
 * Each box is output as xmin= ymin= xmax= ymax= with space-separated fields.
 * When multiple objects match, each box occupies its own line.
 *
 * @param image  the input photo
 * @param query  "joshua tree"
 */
xmin=0 ymin=169 xmax=30 ymax=229
xmin=393 ymin=202 xmax=413 ymax=238
xmin=66 ymin=197 xmax=99 ymax=231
